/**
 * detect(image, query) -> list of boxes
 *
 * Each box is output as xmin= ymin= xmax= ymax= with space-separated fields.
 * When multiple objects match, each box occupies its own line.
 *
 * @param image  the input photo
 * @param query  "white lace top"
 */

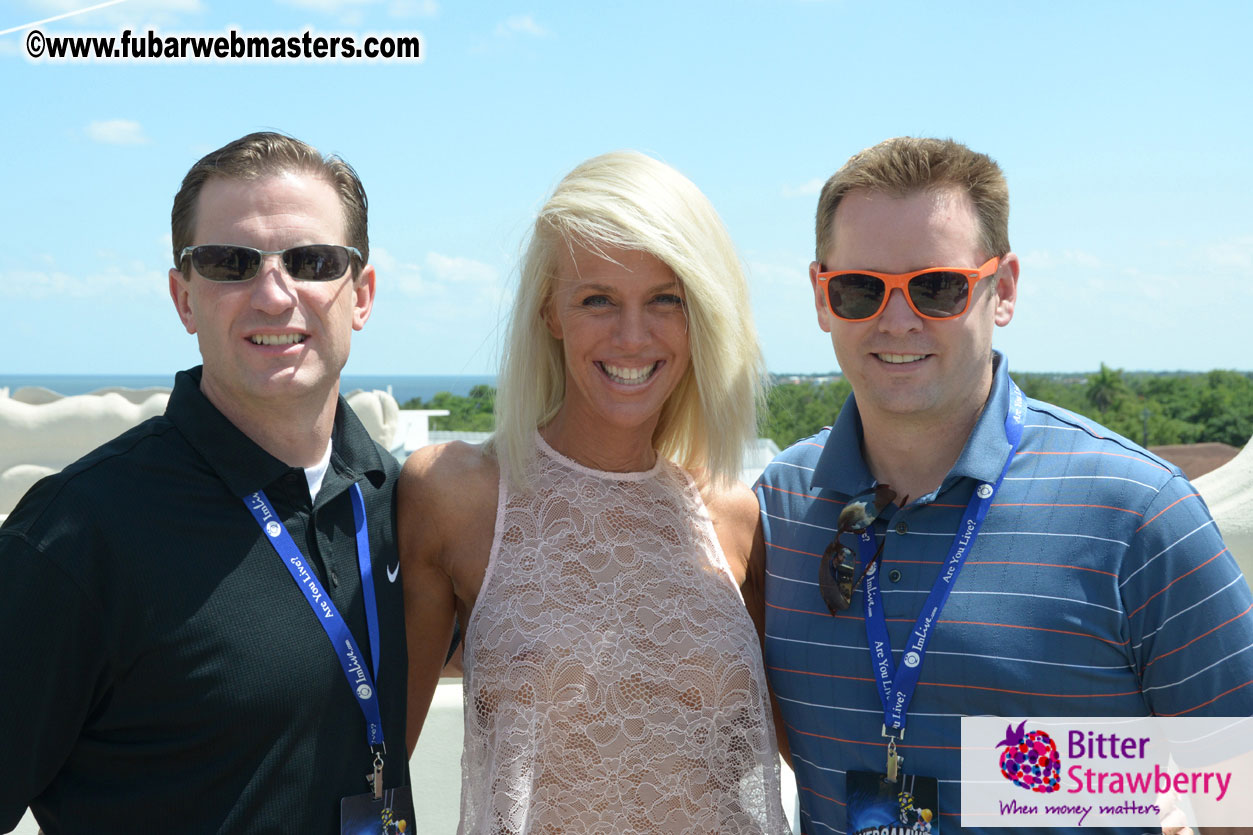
xmin=460 ymin=436 xmax=788 ymax=834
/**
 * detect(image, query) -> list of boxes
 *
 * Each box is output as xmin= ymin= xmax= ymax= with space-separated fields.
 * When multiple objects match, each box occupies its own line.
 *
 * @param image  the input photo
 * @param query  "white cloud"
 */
xmin=187 ymin=141 xmax=219 ymax=158
xmin=366 ymin=248 xmax=508 ymax=369
xmin=747 ymin=258 xmax=808 ymax=288
xmin=86 ymin=118 xmax=148 ymax=145
xmin=0 ymin=268 xmax=77 ymax=299
xmin=1018 ymin=248 xmax=1106 ymax=271
xmin=273 ymin=0 xmax=438 ymax=21
xmin=270 ymin=0 xmax=436 ymax=26
xmin=372 ymin=248 xmax=500 ymax=302
xmin=18 ymin=0 xmax=203 ymax=30
xmin=495 ymin=14 xmax=549 ymax=38
xmin=275 ymin=0 xmax=376 ymax=13
xmin=389 ymin=0 xmax=437 ymax=17
xmin=1204 ymin=235 xmax=1253 ymax=272
xmin=782 ymin=178 xmax=825 ymax=198
xmin=370 ymin=246 xmax=425 ymax=297
xmin=425 ymin=252 xmax=497 ymax=285
xmin=0 ymin=261 xmax=165 ymax=300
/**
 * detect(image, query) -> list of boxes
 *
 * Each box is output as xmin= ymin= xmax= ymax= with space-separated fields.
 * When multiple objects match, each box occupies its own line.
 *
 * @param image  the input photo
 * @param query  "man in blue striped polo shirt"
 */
xmin=754 ymin=136 xmax=1253 ymax=835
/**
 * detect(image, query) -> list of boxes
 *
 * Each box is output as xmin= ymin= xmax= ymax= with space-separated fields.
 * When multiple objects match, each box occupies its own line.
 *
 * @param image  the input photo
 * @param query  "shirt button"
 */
xmin=895 ymin=521 xmax=908 ymax=535
xmin=888 ymin=569 xmax=903 ymax=583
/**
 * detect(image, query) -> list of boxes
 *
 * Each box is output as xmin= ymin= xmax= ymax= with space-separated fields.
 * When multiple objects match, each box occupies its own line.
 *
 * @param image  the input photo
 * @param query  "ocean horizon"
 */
xmin=0 ymin=374 xmax=497 ymax=406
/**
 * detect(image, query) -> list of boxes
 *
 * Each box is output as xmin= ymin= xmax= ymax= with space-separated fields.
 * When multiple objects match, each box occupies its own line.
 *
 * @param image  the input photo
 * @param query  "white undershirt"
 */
xmin=303 ymin=439 xmax=334 ymax=502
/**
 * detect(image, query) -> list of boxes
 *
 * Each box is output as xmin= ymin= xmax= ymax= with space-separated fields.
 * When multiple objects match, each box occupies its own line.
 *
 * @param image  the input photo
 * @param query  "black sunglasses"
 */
xmin=179 ymin=244 xmax=362 ymax=283
xmin=818 ymin=484 xmax=906 ymax=615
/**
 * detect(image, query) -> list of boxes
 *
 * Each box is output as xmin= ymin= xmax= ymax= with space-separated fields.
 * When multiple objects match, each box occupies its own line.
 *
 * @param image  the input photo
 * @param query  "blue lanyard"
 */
xmin=861 ymin=380 xmax=1026 ymax=737
xmin=243 ymin=482 xmax=384 ymax=749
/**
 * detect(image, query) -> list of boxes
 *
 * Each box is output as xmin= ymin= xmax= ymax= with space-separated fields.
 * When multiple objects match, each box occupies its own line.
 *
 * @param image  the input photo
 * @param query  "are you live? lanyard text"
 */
xmin=860 ymin=379 xmax=1026 ymax=742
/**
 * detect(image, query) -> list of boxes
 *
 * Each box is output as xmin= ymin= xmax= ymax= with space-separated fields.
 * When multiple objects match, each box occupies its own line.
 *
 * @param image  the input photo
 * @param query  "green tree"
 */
xmin=1086 ymin=363 xmax=1131 ymax=413
xmin=762 ymin=378 xmax=852 ymax=449
xmin=401 ymin=385 xmax=497 ymax=432
xmin=1196 ymin=371 xmax=1253 ymax=447
xmin=394 ymin=371 xmax=1253 ymax=449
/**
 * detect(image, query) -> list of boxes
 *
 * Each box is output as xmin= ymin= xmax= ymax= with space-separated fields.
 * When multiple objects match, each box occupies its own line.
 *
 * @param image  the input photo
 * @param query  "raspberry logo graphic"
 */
xmin=997 ymin=721 xmax=1061 ymax=793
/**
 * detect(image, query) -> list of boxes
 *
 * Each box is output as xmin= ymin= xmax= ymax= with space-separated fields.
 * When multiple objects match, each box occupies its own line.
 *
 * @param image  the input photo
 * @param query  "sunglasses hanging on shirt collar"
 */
xmin=818 ymin=484 xmax=907 ymax=615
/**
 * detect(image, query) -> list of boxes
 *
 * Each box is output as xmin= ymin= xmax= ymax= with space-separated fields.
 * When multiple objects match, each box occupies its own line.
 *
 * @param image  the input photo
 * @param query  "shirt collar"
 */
xmin=812 ymin=390 xmax=874 ymax=496
xmin=810 ymin=351 xmax=1014 ymax=496
xmin=165 ymin=366 xmax=388 ymax=499
xmin=948 ymin=351 xmax=1014 ymax=488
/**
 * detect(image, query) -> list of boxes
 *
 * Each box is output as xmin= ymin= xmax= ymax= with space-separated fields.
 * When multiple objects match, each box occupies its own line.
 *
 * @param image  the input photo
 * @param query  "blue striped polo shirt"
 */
xmin=756 ymin=353 xmax=1253 ymax=835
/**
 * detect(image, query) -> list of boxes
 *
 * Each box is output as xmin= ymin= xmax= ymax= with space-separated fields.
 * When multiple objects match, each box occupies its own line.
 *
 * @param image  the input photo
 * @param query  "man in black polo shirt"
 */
xmin=0 ymin=132 xmax=411 ymax=833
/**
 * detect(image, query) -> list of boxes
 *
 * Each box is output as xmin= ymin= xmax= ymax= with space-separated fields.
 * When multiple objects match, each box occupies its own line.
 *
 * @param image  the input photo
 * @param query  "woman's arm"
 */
xmin=398 ymin=442 xmax=498 ymax=755
xmin=708 ymin=480 xmax=793 ymax=766
xmin=398 ymin=443 xmax=458 ymax=755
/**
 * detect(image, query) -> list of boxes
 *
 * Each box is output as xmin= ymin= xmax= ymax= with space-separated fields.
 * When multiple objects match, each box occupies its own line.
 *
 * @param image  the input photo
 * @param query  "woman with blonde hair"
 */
xmin=399 ymin=151 xmax=787 ymax=833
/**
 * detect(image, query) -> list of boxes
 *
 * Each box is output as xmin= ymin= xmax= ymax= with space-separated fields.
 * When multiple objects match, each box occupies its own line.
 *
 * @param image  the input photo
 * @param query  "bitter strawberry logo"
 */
xmin=997 ymin=721 xmax=1061 ymax=793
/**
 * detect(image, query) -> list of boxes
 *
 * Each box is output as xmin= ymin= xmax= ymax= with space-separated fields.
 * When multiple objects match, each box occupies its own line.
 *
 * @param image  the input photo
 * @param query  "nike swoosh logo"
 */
xmin=387 ymin=563 xmax=400 ymax=583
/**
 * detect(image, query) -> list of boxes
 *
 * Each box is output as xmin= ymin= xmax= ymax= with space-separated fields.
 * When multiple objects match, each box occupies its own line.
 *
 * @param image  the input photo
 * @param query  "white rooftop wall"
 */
xmin=0 ymin=387 xmax=404 ymax=519
xmin=1196 ymin=434 xmax=1253 ymax=580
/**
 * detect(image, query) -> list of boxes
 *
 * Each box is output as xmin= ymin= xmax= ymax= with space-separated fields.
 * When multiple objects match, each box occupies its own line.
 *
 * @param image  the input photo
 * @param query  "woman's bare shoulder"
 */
xmin=399 ymin=441 xmax=499 ymax=515
xmin=694 ymin=475 xmax=760 ymax=571
xmin=700 ymin=477 xmax=760 ymax=528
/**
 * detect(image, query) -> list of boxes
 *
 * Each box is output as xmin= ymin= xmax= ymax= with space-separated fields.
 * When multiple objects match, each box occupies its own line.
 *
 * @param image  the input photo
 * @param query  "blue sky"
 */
xmin=2 ymin=0 xmax=1250 ymax=377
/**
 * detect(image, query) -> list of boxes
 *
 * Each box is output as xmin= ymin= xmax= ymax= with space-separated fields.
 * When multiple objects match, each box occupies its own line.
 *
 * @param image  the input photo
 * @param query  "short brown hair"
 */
xmin=170 ymin=131 xmax=368 ymax=269
xmin=814 ymin=136 xmax=1009 ymax=262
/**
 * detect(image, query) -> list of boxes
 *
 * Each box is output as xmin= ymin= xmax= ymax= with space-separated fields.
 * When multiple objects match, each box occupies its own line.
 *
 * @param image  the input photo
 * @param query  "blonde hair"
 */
xmin=492 ymin=151 xmax=766 ymax=489
xmin=815 ymin=136 xmax=1010 ymax=262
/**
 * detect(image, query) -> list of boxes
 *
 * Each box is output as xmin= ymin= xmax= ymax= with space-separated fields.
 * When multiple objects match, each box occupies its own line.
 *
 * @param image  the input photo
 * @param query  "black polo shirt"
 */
xmin=0 ymin=367 xmax=407 ymax=834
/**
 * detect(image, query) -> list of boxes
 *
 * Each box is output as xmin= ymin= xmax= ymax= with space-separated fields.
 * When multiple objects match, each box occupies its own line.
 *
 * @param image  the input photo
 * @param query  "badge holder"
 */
xmin=846 ymin=728 xmax=939 ymax=834
xmin=340 ymin=746 xmax=417 ymax=834
xmin=885 ymin=726 xmax=903 ymax=782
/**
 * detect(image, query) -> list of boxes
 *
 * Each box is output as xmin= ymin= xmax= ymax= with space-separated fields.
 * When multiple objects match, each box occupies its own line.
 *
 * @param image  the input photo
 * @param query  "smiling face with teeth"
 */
xmin=542 ymin=242 xmax=691 ymax=465
xmin=168 ymin=173 xmax=375 ymax=430
xmin=810 ymin=187 xmax=1018 ymax=430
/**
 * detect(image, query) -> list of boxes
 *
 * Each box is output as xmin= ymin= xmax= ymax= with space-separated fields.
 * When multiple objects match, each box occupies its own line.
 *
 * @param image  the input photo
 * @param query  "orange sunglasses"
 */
xmin=816 ymin=256 xmax=1001 ymax=321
